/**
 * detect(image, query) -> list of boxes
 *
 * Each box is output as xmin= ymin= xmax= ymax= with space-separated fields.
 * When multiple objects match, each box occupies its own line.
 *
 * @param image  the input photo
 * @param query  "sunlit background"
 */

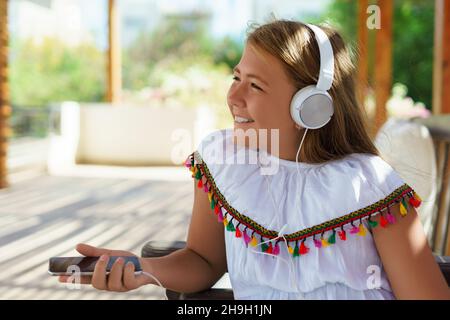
xmin=8 ymin=0 xmax=432 ymax=143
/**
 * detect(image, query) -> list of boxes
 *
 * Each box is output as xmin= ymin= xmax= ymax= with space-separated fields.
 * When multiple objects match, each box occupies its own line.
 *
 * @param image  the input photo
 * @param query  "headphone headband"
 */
xmin=306 ymin=24 xmax=334 ymax=92
xmin=289 ymin=22 xmax=335 ymax=130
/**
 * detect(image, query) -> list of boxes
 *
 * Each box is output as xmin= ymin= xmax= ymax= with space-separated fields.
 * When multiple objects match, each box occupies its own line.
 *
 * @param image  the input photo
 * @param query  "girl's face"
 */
xmin=227 ymin=44 xmax=300 ymax=156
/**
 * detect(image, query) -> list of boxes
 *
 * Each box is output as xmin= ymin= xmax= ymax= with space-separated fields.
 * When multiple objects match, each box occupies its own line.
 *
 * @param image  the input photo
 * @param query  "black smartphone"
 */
xmin=48 ymin=256 xmax=142 ymax=276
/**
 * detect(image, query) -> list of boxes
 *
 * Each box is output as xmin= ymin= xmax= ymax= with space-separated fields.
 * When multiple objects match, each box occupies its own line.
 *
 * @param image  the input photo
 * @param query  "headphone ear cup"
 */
xmin=290 ymin=86 xmax=334 ymax=129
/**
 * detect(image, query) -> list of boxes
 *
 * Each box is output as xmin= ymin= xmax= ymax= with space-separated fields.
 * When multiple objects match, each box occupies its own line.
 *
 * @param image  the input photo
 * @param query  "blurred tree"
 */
xmin=10 ymin=38 xmax=106 ymax=106
xmin=325 ymin=0 xmax=434 ymax=109
xmin=122 ymin=12 xmax=244 ymax=91
xmin=212 ymin=35 xmax=243 ymax=71
xmin=122 ymin=12 xmax=214 ymax=91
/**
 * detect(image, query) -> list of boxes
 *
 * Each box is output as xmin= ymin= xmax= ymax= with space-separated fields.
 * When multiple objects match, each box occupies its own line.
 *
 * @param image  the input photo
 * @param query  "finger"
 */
xmin=58 ymin=275 xmax=92 ymax=285
xmin=76 ymin=243 xmax=112 ymax=257
xmin=76 ymin=243 xmax=135 ymax=257
xmin=91 ymin=254 xmax=109 ymax=290
xmin=107 ymin=257 xmax=126 ymax=292
xmin=123 ymin=262 xmax=140 ymax=290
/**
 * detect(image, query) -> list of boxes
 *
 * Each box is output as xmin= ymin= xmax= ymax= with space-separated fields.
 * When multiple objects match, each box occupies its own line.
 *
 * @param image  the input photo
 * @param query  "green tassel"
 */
xmin=368 ymin=219 xmax=378 ymax=229
xmin=327 ymin=230 xmax=336 ymax=244
xmin=293 ymin=243 xmax=299 ymax=257
xmin=261 ymin=242 xmax=269 ymax=252
xmin=226 ymin=221 xmax=235 ymax=232
xmin=195 ymin=169 xmax=202 ymax=180
xmin=210 ymin=197 xmax=215 ymax=210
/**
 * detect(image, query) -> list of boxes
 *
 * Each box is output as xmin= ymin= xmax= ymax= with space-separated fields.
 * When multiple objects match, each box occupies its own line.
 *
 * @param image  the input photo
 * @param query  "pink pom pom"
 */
xmin=272 ymin=242 xmax=280 ymax=255
xmin=349 ymin=225 xmax=359 ymax=234
xmin=243 ymin=231 xmax=251 ymax=246
xmin=314 ymin=239 xmax=322 ymax=248
xmin=386 ymin=212 xmax=396 ymax=224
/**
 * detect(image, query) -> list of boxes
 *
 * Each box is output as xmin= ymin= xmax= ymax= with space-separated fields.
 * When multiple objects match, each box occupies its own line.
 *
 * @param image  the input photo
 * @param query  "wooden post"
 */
xmin=432 ymin=0 xmax=450 ymax=256
xmin=357 ymin=0 xmax=369 ymax=110
xmin=433 ymin=0 xmax=450 ymax=115
xmin=0 ymin=0 xmax=10 ymax=189
xmin=106 ymin=0 xmax=121 ymax=103
xmin=373 ymin=0 xmax=393 ymax=133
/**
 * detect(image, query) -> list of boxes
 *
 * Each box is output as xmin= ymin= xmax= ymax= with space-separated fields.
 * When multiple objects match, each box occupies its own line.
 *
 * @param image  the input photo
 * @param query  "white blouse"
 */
xmin=185 ymin=129 xmax=422 ymax=300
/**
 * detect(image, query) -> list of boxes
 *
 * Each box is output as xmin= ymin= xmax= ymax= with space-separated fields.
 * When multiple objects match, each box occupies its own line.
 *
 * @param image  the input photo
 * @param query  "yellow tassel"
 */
xmin=208 ymin=192 xmax=212 ymax=202
xmin=358 ymin=223 xmax=367 ymax=236
xmin=321 ymin=238 xmax=329 ymax=247
xmin=413 ymin=191 xmax=422 ymax=202
xmin=400 ymin=204 xmax=407 ymax=216
xmin=400 ymin=199 xmax=408 ymax=217
xmin=288 ymin=244 xmax=294 ymax=254
xmin=223 ymin=217 xmax=228 ymax=227
xmin=191 ymin=166 xmax=196 ymax=174
xmin=250 ymin=236 xmax=258 ymax=247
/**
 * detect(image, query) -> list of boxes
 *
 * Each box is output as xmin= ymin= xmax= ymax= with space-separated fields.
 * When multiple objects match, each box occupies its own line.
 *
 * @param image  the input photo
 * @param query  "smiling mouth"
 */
xmin=234 ymin=116 xmax=255 ymax=124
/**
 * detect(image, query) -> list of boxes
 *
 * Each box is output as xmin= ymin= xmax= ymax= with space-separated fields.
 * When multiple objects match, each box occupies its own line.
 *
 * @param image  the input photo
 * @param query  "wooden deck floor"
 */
xmin=0 ymin=171 xmax=193 ymax=300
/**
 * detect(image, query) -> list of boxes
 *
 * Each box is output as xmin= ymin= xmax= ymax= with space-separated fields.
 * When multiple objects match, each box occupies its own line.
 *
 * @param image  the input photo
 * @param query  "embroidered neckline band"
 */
xmin=185 ymin=151 xmax=422 ymax=258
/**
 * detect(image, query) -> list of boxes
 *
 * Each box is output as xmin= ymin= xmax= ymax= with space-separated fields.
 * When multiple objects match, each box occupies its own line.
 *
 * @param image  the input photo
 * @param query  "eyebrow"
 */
xmin=233 ymin=67 xmax=270 ymax=87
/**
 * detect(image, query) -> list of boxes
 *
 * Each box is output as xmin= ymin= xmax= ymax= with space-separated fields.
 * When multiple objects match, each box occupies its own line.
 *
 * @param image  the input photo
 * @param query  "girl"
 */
xmin=59 ymin=20 xmax=450 ymax=299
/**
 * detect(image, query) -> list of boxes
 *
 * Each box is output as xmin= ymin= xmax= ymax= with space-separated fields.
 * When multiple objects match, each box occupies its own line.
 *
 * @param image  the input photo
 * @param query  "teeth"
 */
xmin=234 ymin=116 xmax=254 ymax=123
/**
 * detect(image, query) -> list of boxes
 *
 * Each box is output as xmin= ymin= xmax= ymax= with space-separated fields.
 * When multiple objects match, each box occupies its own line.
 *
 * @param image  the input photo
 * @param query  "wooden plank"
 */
xmin=106 ymin=0 xmax=122 ymax=103
xmin=0 ymin=0 xmax=9 ymax=188
xmin=0 ymin=175 xmax=191 ymax=299
xmin=432 ymin=140 xmax=450 ymax=254
xmin=374 ymin=0 xmax=393 ymax=133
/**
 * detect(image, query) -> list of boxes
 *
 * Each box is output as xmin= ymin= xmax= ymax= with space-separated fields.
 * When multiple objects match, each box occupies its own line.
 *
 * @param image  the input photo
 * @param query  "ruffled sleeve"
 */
xmin=351 ymin=154 xmax=423 ymax=232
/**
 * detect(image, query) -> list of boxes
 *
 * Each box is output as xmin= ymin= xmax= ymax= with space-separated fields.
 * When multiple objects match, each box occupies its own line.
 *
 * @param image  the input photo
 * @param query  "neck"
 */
xmin=266 ymin=129 xmax=306 ymax=162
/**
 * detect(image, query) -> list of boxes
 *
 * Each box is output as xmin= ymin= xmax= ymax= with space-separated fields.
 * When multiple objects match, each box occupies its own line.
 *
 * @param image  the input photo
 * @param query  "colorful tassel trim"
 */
xmin=186 ymin=152 xmax=422 ymax=258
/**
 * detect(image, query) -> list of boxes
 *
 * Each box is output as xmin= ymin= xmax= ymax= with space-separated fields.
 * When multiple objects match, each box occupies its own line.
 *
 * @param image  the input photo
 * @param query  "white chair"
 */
xmin=375 ymin=117 xmax=437 ymax=244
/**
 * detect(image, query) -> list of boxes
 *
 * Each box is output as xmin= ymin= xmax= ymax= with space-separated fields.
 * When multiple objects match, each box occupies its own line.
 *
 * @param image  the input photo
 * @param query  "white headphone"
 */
xmin=290 ymin=24 xmax=335 ymax=130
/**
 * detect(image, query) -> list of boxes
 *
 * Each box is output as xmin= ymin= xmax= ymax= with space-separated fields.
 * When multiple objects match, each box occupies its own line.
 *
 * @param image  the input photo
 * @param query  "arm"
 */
xmin=142 ymin=178 xmax=227 ymax=293
xmin=371 ymin=202 xmax=450 ymax=299
xmin=59 ymin=178 xmax=227 ymax=294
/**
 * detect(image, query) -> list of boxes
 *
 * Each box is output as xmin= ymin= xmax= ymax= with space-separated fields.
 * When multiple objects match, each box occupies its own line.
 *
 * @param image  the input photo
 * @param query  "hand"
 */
xmin=58 ymin=243 xmax=151 ymax=292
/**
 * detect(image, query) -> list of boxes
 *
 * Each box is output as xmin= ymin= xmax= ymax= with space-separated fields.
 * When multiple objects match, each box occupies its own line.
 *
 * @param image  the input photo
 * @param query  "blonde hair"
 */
xmin=246 ymin=19 xmax=379 ymax=163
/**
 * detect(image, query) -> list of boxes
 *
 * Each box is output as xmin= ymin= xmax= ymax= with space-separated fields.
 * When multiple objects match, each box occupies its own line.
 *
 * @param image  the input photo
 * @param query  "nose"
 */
xmin=227 ymin=81 xmax=246 ymax=109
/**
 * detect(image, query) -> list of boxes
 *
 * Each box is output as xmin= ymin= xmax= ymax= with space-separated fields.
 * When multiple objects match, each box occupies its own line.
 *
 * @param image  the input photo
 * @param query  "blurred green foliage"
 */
xmin=9 ymin=13 xmax=243 ymax=106
xmin=9 ymin=12 xmax=244 ymax=134
xmin=324 ymin=0 xmax=434 ymax=109
xmin=120 ymin=13 xmax=243 ymax=128
xmin=10 ymin=1 xmax=434 ymax=111
xmin=122 ymin=13 xmax=242 ymax=91
xmin=9 ymin=1 xmax=435 ymax=138
xmin=10 ymin=38 xmax=106 ymax=106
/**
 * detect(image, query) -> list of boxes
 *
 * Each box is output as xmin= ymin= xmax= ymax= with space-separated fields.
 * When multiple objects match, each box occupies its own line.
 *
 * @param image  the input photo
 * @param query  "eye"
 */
xmin=251 ymin=83 xmax=263 ymax=91
xmin=232 ymin=75 xmax=240 ymax=81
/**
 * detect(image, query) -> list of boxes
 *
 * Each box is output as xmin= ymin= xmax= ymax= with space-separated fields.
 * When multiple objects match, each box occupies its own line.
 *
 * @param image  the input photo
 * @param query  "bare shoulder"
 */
xmin=371 ymin=203 xmax=450 ymax=299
